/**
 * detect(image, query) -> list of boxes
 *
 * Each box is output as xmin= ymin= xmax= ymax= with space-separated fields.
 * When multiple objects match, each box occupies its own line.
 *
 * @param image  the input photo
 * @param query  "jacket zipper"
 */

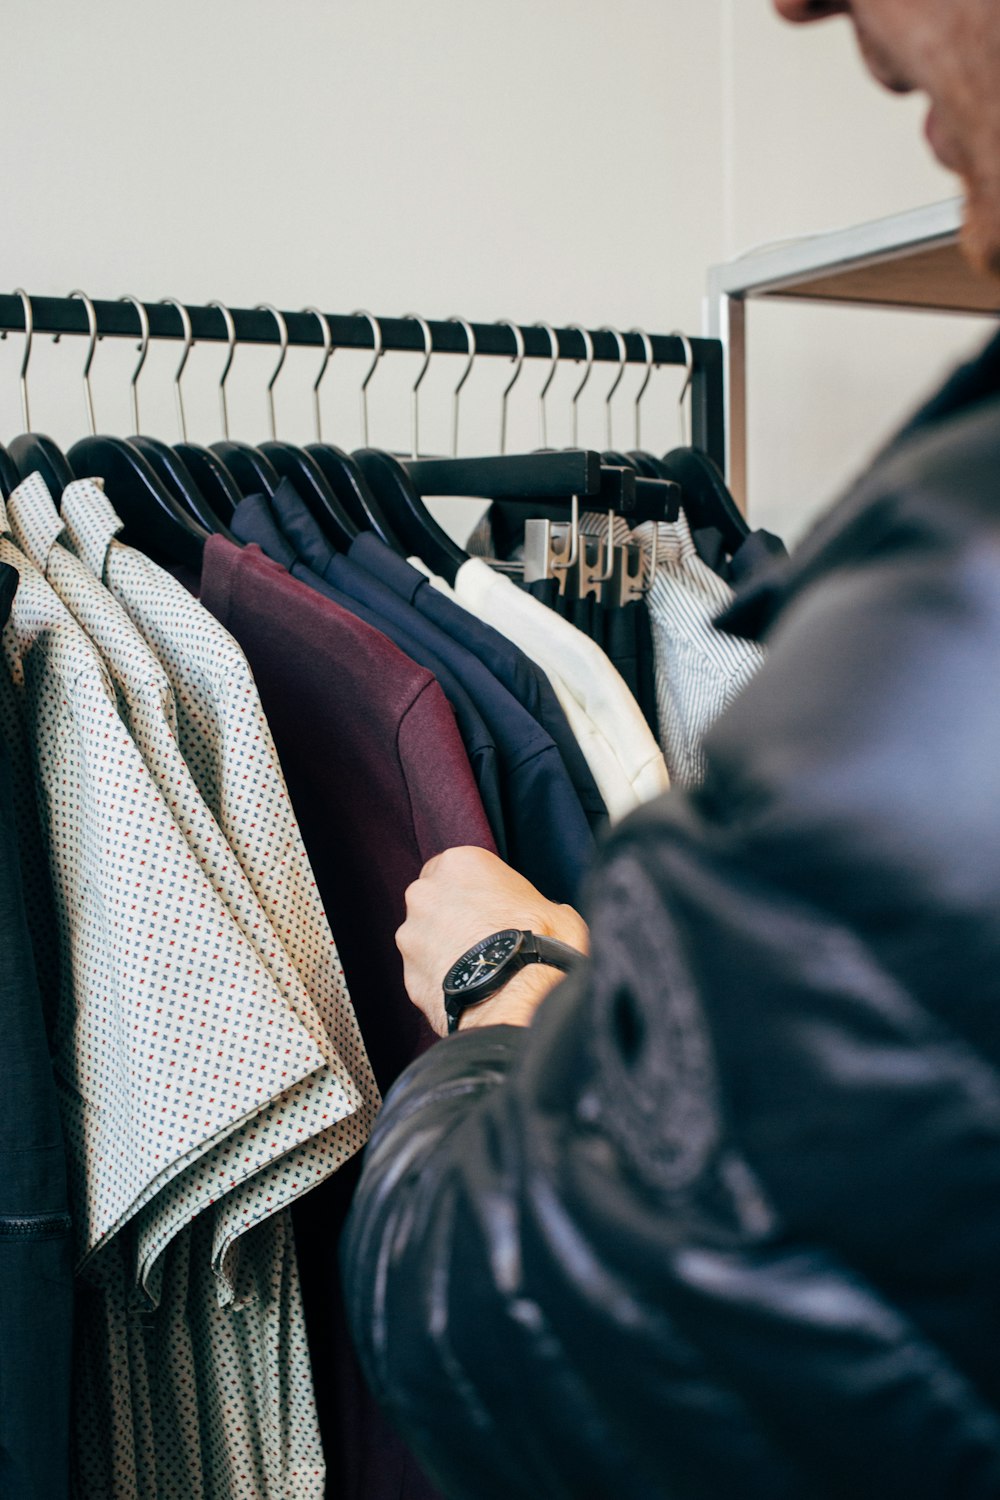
xmin=0 ymin=1212 xmax=72 ymax=1237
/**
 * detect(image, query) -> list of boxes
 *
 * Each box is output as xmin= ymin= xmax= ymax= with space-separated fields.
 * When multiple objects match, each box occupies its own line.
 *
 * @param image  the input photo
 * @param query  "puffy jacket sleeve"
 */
xmin=341 ymin=440 xmax=1000 ymax=1500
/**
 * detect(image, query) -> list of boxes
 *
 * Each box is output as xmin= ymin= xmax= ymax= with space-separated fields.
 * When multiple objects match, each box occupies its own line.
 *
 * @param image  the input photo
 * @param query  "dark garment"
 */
xmin=343 ymin=328 xmax=1000 ymax=1499
xmin=230 ymin=492 xmax=508 ymax=859
xmin=346 ymin=531 xmax=609 ymax=833
xmin=691 ymin=522 xmax=729 ymax=575
xmin=0 ymin=563 xmax=73 ymax=1500
xmin=265 ymin=483 xmax=596 ymax=906
xmin=199 ymin=537 xmax=493 ymax=1500
xmin=728 ymin=526 xmax=789 ymax=586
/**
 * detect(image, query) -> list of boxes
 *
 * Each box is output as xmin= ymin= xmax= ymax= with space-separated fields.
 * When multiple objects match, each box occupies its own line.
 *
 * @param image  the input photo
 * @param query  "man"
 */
xmin=342 ymin=4 xmax=1000 ymax=1495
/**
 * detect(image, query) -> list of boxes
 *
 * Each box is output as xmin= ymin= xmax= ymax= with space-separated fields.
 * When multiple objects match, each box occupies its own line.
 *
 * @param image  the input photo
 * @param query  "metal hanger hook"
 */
xmin=495 ymin=320 xmax=525 ymax=457
xmin=598 ymin=326 xmax=627 ymax=449
xmin=534 ymin=322 xmax=559 ymax=449
xmin=161 ymin=299 xmax=194 ymax=442
xmin=69 ymin=289 xmax=99 ymax=437
xmin=628 ymin=327 xmax=655 ymax=449
xmin=588 ymin=509 xmax=617 ymax=588
xmin=256 ymin=303 xmax=288 ymax=442
xmin=352 ymin=309 xmax=384 ymax=447
xmin=119 ymin=295 xmax=150 ymax=435
xmin=568 ymin=325 xmax=594 ymax=449
xmin=303 ymin=306 xmax=333 ymax=442
xmin=550 ymin=493 xmax=581 ymax=575
xmin=404 ymin=313 xmax=433 ymax=460
xmin=9 ymin=288 xmax=33 ymax=432
xmin=447 ymin=316 xmax=476 ymax=458
xmin=208 ymin=300 xmax=236 ymax=440
xmin=670 ymin=329 xmax=695 ymax=446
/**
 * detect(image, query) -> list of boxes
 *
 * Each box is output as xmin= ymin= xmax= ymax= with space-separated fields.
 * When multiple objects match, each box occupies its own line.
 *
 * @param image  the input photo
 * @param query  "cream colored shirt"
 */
xmin=451 ymin=556 xmax=669 ymax=822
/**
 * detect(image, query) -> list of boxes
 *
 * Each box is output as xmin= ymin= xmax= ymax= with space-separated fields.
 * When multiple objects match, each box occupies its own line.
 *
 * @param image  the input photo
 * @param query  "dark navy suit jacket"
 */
xmin=347 ymin=531 xmax=609 ymax=833
xmin=258 ymin=481 xmax=596 ymax=905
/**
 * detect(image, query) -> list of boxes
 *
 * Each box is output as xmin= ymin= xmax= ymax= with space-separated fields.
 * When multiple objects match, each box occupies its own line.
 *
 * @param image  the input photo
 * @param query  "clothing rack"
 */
xmin=0 ymin=295 xmax=726 ymax=471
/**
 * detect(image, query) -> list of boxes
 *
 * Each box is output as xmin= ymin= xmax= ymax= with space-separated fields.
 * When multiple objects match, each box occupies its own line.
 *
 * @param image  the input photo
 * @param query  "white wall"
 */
xmin=0 ymin=0 xmax=725 ymax=479
xmin=0 ymin=1 xmax=990 ymax=549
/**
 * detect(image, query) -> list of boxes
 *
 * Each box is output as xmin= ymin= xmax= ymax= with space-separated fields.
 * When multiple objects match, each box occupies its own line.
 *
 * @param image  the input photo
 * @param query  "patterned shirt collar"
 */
xmin=60 ymin=476 xmax=123 ymax=581
xmin=7 ymin=472 xmax=67 ymax=574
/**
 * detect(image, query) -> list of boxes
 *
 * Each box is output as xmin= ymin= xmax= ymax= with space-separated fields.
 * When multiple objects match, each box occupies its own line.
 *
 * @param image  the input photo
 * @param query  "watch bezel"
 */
xmin=442 ymin=928 xmax=526 ymax=1002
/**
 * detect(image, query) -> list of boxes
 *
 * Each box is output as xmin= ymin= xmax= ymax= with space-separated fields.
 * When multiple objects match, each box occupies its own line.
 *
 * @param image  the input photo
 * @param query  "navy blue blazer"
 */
xmin=347 ymin=531 xmax=609 ymax=834
xmin=267 ymin=481 xmax=597 ymax=906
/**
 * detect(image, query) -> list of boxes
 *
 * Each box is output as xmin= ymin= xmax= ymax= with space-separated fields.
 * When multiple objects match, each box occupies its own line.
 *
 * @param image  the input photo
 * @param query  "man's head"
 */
xmin=775 ymin=0 xmax=1000 ymax=277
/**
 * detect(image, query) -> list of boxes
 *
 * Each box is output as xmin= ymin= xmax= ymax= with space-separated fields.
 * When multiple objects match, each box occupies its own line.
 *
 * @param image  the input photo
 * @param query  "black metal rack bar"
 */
xmin=0 ymin=295 xmax=725 ymax=470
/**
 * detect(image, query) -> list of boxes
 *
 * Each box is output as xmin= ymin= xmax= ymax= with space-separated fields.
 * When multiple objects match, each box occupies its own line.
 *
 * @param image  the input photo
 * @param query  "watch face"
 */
xmin=443 ymin=929 xmax=524 ymax=998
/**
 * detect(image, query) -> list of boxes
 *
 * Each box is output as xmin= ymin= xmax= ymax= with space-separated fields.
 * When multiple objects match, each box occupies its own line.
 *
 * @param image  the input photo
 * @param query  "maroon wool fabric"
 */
xmin=200 ymin=537 xmax=494 ymax=1500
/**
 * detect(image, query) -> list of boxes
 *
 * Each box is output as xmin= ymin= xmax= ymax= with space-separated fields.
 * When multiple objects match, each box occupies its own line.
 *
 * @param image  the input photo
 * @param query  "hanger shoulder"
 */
xmin=305 ymin=443 xmax=405 ymax=553
xmin=354 ymin=447 xmax=467 ymax=583
xmin=660 ymin=446 xmax=748 ymax=551
xmin=129 ymin=435 xmax=235 ymax=541
xmin=211 ymin=440 xmax=281 ymax=498
xmin=68 ymin=435 xmax=207 ymax=570
xmin=174 ymin=442 xmax=242 ymax=527
xmin=0 ymin=442 xmax=22 ymax=499
xmin=8 ymin=432 xmax=76 ymax=502
xmin=259 ymin=441 xmax=359 ymax=549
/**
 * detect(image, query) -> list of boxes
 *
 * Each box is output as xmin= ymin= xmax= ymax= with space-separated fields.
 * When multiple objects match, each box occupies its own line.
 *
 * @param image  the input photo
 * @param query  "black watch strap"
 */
xmin=519 ymin=932 xmax=583 ymax=972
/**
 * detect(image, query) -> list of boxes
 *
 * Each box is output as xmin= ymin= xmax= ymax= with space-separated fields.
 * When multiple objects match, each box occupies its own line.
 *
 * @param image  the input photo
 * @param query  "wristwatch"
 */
xmin=442 ymin=927 xmax=582 ymax=1034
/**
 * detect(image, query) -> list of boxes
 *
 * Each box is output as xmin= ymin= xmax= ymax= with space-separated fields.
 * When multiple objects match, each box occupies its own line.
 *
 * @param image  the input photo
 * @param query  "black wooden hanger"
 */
xmin=346 ymin=308 xmax=471 ymax=577
xmin=622 ymin=327 xmax=670 ymax=481
xmin=118 ymin=297 xmax=234 ymax=541
xmin=8 ymin=432 xmax=75 ymax=501
xmin=212 ymin=440 xmax=282 ymax=498
xmin=405 ymin=450 xmax=603 ymax=500
xmin=69 ymin=434 xmax=208 ymax=570
xmin=260 ymin=441 xmax=358 ymax=550
xmin=306 ymin=443 xmax=404 ymax=551
xmin=131 ymin=435 xmax=236 ymax=543
xmin=164 ymin=299 xmax=250 ymax=527
xmin=174 ymin=442 xmax=242 ymax=527
xmin=6 ymin=289 xmax=76 ymax=500
xmin=215 ymin=302 xmax=301 ymax=505
xmin=602 ymin=449 xmax=640 ymax=472
xmin=208 ymin=301 xmax=357 ymax=553
xmin=354 ymin=447 xmax=468 ymax=582
xmin=626 ymin=450 xmax=665 ymax=479
xmin=0 ymin=443 xmax=20 ymax=500
xmin=658 ymin=446 xmax=748 ymax=554
xmin=292 ymin=304 xmax=403 ymax=550
xmin=57 ymin=291 xmax=208 ymax=567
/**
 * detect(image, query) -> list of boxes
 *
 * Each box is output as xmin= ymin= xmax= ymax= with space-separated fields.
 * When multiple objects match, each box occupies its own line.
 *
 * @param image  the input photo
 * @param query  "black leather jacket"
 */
xmin=342 ymin=331 xmax=1000 ymax=1499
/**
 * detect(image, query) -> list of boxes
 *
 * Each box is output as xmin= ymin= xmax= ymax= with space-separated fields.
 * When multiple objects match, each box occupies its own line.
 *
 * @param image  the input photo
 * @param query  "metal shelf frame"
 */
xmin=706 ymin=197 xmax=999 ymax=508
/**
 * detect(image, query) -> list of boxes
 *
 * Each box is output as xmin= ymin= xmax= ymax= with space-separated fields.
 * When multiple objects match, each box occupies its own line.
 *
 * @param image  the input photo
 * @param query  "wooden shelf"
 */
xmin=771 ymin=240 xmax=1000 ymax=315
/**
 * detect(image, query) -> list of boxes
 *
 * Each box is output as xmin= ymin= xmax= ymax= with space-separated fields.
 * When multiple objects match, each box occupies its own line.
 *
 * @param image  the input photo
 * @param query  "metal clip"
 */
xmin=524 ymin=515 xmax=577 ymax=597
xmin=574 ymin=531 xmax=603 ymax=602
xmin=610 ymin=538 xmax=647 ymax=607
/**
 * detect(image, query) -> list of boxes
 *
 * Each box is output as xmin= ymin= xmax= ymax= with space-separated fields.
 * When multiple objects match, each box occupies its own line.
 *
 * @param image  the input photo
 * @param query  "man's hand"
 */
xmin=396 ymin=846 xmax=590 ymax=1036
